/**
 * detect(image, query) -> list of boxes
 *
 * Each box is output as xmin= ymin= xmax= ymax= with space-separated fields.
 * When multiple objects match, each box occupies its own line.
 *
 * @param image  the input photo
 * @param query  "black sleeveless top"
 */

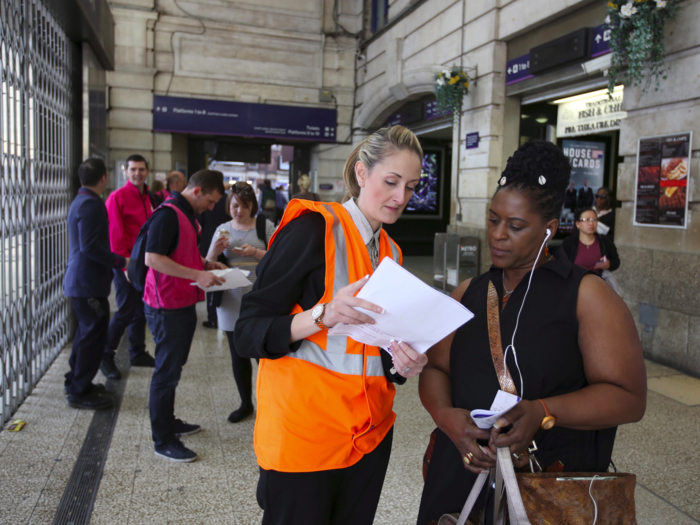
xmin=417 ymin=251 xmax=617 ymax=525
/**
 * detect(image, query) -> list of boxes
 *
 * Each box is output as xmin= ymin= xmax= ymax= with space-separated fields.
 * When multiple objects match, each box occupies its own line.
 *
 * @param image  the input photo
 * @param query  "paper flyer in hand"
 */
xmin=470 ymin=390 xmax=521 ymax=429
xmin=327 ymin=258 xmax=474 ymax=354
xmin=190 ymin=268 xmax=251 ymax=292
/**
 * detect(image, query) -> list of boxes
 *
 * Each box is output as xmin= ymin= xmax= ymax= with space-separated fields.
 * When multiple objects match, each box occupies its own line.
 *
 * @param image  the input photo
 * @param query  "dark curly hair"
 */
xmin=495 ymin=140 xmax=571 ymax=221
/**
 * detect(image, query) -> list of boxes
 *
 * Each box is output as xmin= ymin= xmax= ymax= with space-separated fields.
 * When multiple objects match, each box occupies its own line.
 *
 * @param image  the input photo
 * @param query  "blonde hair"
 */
xmin=298 ymin=174 xmax=311 ymax=191
xmin=342 ymin=126 xmax=423 ymax=202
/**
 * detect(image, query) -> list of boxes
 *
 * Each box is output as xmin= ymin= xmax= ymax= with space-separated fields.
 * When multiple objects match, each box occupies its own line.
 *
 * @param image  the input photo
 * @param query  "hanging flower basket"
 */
xmin=606 ymin=0 xmax=680 ymax=96
xmin=434 ymin=66 xmax=471 ymax=121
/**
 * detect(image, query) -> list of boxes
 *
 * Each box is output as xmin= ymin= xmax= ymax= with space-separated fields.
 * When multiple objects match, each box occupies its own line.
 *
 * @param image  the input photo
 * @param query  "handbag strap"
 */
xmin=496 ymin=447 xmax=532 ymax=525
xmin=487 ymin=281 xmax=518 ymax=396
xmin=454 ymin=471 xmax=490 ymax=525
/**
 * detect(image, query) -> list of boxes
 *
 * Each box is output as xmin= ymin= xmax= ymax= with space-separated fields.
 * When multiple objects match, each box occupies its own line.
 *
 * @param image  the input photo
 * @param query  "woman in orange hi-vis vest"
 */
xmin=234 ymin=126 xmax=429 ymax=525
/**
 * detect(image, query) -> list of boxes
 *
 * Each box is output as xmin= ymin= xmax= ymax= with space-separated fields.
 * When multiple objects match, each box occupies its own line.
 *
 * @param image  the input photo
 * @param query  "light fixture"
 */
xmin=535 ymin=117 xmax=548 ymax=124
xmin=521 ymin=114 xmax=530 ymax=119
xmin=552 ymin=85 xmax=624 ymax=105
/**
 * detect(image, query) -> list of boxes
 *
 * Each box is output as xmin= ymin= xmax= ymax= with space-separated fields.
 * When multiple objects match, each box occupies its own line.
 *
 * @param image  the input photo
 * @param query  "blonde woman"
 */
xmin=235 ymin=126 xmax=429 ymax=525
xmin=292 ymin=174 xmax=321 ymax=201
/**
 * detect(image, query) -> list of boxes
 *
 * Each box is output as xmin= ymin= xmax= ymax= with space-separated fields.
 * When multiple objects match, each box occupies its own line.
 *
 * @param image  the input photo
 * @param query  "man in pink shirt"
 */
xmin=102 ymin=154 xmax=157 ymax=378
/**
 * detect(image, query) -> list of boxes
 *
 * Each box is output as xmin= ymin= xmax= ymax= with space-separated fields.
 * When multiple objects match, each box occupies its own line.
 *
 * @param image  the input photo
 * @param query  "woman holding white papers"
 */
xmin=234 ymin=126 xmax=428 ymax=525
xmin=417 ymin=141 xmax=646 ymax=524
xmin=206 ymin=182 xmax=275 ymax=423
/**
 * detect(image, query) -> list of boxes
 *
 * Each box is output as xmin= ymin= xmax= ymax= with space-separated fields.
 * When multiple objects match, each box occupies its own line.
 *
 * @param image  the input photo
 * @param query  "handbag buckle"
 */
xmin=528 ymin=441 xmax=542 ymax=473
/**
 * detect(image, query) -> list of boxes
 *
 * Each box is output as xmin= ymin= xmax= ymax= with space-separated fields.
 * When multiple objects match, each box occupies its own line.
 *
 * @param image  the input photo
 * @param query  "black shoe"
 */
xmin=64 ymin=383 xmax=107 ymax=395
xmin=174 ymin=418 xmax=202 ymax=437
xmin=130 ymin=352 xmax=156 ymax=367
xmin=227 ymin=405 xmax=254 ymax=423
xmin=154 ymin=438 xmax=198 ymax=463
xmin=202 ymin=320 xmax=217 ymax=329
xmin=66 ymin=390 xmax=113 ymax=410
xmin=100 ymin=356 xmax=122 ymax=380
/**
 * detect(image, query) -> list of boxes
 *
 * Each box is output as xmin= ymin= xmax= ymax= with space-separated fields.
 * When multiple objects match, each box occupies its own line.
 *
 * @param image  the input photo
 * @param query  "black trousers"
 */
xmin=205 ymin=292 xmax=217 ymax=324
xmin=257 ymin=427 xmax=393 ymax=525
xmin=225 ymin=331 xmax=252 ymax=409
xmin=65 ymin=297 xmax=110 ymax=396
xmin=105 ymin=269 xmax=146 ymax=360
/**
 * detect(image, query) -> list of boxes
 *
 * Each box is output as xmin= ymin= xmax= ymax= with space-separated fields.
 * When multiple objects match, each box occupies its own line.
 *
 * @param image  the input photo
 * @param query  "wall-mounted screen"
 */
xmin=404 ymin=151 xmax=441 ymax=216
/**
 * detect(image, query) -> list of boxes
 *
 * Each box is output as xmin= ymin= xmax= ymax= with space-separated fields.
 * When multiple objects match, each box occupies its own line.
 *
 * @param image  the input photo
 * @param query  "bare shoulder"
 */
xmin=577 ymin=273 xmax=631 ymax=324
xmin=451 ymin=278 xmax=473 ymax=303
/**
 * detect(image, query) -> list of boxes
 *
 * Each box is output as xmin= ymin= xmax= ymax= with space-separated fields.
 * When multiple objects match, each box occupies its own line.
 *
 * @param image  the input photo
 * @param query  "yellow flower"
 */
xmin=608 ymin=1 xmax=618 ymax=8
xmin=449 ymin=76 xmax=460 ymax=85
xmin=463 ymin=82 xmax=470 ymax=88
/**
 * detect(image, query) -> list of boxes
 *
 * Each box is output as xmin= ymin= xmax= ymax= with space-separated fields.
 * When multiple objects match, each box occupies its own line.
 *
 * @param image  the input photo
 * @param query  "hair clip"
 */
xmin=499 ymin=177 xmax=507 ymax=186
xmin=538 ymin=175 xmax=547 ymax=185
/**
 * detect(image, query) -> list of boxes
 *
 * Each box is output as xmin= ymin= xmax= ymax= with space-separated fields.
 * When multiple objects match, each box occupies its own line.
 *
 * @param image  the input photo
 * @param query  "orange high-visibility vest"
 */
xmin=254 ymin=200 xmax=402 ymax=472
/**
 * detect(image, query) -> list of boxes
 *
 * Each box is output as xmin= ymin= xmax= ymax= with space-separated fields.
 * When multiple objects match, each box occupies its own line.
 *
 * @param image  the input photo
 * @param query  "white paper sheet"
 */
xmin=470 ymin=390 xmax=521 ymax=429
xmin=189 ymin=268 xmax=251 ymax=292
xmin=327 ymin=258 xmax=474 ymax=354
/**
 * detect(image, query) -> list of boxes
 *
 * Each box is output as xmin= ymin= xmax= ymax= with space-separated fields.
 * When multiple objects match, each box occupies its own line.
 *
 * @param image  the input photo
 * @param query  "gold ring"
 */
xmin=463 ymin=452 xmax=474 ymax=465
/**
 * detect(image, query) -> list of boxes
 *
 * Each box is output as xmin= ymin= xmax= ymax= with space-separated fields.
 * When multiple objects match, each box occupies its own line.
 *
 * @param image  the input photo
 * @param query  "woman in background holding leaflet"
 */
xmin=235 ymin=126 xmax=428 ymax=525
xmin=417 ymin=141 xmax=646 ymax=524
xmin=206 ymin=182 xmax=275 ymax=423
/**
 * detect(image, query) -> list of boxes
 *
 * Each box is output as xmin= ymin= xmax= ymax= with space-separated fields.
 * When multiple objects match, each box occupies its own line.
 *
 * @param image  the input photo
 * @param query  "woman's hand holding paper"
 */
xmin=389 ymin=340 xmax=427 ymax=378
xmin=435 ymin=407 xmax=496 ymax=474
xmin=323 ymin=276 xmax=385 ymax=328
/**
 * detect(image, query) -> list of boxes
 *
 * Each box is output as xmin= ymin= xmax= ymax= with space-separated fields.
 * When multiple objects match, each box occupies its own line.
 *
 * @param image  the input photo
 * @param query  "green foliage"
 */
xmin=434 ymin=66 xmax=470 ymax=122
xmin=606 ymin=0 xmax=680 ymax=96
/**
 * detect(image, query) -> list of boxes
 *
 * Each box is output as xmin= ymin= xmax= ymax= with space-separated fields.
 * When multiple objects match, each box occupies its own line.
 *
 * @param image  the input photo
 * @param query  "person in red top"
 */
xmin=102 ymin=154 xmax=157 ymax=378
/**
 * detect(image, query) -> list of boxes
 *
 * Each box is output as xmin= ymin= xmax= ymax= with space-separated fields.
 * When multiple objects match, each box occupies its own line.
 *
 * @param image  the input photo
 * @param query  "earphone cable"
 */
xmin=502 ymin=232 xmax=549 ymax=399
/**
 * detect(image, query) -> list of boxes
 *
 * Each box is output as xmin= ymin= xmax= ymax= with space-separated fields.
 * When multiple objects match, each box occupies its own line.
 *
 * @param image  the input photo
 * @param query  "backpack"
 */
xmin=261 ymin=187 xmax=276 ymax=210
xmin=127 ymin=199 xmax=181 ymax=292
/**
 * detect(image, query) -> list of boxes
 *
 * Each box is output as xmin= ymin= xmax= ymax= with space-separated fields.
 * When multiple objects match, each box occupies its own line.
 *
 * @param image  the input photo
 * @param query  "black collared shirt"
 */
xmin=145 ymin=191 xmax=197 ymax=256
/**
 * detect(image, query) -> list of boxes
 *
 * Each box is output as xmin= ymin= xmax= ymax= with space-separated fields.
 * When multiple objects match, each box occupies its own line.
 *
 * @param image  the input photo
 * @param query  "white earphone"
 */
xmin=503 ymin=227 xmax=552 ymax=398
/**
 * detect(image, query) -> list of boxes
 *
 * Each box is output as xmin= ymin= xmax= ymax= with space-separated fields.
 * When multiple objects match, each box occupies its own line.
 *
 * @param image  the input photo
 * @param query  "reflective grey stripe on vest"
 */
xmin=289 ymin=204 xmax=399 ymax=377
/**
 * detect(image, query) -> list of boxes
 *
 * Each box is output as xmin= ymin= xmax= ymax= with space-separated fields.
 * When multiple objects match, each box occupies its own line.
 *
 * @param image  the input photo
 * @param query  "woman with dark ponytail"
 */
xmin=417 ymin=140 xmax=646 ymax=524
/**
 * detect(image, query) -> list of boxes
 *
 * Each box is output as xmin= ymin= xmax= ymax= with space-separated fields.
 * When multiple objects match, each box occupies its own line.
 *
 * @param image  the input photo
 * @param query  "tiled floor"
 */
xmin=0 ymin=260 xmax=699 ymax=523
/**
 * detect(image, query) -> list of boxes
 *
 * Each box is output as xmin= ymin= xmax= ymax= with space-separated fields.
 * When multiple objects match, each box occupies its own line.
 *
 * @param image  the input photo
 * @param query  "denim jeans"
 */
xmin=144 ymin=303 xmax=197 ymax=448
xmin=105 ymin=269 xmax=146 ymax=360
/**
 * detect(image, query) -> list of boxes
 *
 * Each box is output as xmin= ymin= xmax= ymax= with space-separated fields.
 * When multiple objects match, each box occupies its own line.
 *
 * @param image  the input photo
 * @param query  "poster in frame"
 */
xmin=633 ymin=132 xmax=692 ymax=229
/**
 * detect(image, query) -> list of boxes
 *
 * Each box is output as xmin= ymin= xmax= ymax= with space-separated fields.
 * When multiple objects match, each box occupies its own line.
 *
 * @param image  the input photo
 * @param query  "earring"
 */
xmin=544 ymin=244 xmax=549 ymax=257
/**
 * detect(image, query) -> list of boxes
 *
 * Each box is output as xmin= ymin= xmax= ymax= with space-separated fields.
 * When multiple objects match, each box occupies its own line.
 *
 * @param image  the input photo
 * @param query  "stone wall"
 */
xmin=107 ymin=0 xmax=360 ymax=195
xmin=614 ymin=0 xmax=700 ymax=376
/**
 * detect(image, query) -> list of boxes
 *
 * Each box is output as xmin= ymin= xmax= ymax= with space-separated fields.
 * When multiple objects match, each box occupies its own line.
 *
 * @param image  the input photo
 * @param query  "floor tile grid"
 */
xmin=0 ymin=347 xmax=94 ymax=524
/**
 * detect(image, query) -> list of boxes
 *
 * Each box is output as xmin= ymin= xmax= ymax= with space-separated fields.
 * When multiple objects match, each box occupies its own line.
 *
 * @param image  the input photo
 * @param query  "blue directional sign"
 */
xmin=506 ymin=53 xmax=532 ymax=85
xmin=153 ymin=95 xmax=337 ymax=142
xmin=466 ymin=132 xmax=479 ymax=149
xmin=592 ymin=24 xmax=612 ymax=57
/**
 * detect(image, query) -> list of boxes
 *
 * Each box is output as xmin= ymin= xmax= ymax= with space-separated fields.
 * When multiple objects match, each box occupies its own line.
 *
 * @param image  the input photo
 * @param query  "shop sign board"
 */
xmin=506 ymin=53 xmax=532 ymax=85
xmin=634 ymin=132 xmax=691 ymax=229
xmin=153 ymin=95 xmax=337 ymax=142
xmin=465 ymin=132 xmax=479 ymax=149
xmin=591 ymin=23 xmax=612 ymax=57
xmin=555 ymin=86 xmax=626 ymax=138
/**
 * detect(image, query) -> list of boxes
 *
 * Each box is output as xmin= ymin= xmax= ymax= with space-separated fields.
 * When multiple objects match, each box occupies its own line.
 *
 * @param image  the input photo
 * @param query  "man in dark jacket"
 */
xmin=577 ymin=178 xmax=594 ymax=209
xmin=64 ymin=159 xmax=127 ymax=410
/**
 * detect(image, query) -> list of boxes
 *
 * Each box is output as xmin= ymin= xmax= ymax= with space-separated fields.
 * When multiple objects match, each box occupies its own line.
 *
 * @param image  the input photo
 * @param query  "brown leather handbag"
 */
xmin=446 ymin=448 xmax=636 ymax=525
